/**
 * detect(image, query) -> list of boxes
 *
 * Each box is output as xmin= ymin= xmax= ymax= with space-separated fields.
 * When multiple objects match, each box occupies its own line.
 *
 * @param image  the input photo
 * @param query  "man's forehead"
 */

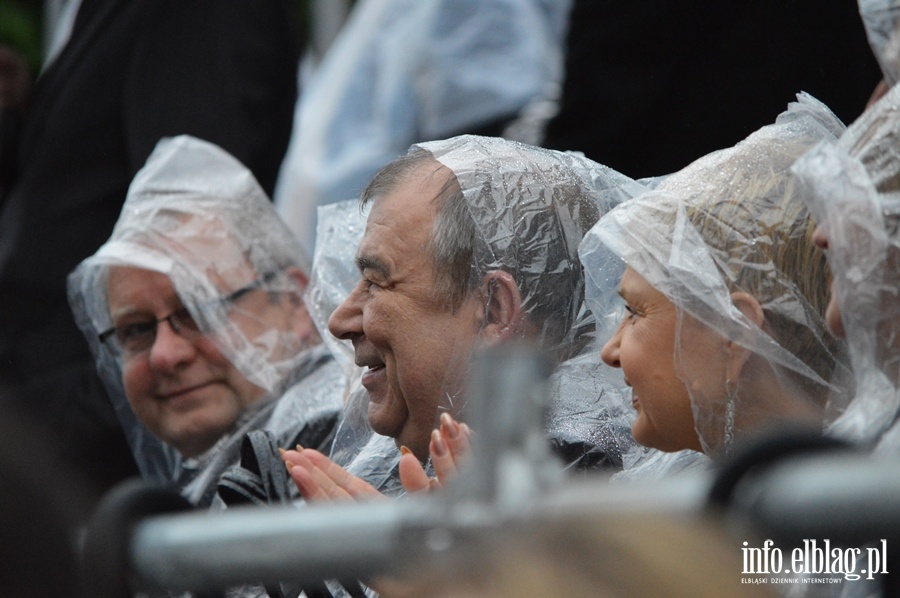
xmin=160 ymin=215 xmax=243 ymax=260
xmin=354 ymin=223 xmax=403 ymax=281
xmin=353 ymin=159 xmax=453 ymax=275
xmin=106 ymin=265 xmax=177 ymax=313
xmin=359 ymin=183 xmax=439 ymax=250
xmin=619 ymin=267 xmax=650 ymax=298
xmin=106 ymin=236 xmax=259 ymax=309
xmin=372 ymin=168 xmax=446 ymax=213
xmin=149 ymin=222 xmax=260 ymax=292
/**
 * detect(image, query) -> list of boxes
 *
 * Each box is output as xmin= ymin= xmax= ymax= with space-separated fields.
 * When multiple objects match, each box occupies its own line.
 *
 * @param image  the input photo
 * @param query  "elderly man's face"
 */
xmin=328 ymin=162 xmax=483 ymax=459
xmin=108 ymin=266 xmax=267 ymax=457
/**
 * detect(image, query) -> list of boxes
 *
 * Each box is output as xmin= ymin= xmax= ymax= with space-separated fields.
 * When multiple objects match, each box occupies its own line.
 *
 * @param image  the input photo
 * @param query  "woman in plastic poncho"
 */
xmin=793 ymin=81 xmax=900 ymax=454
xmin=67 ymin=135 xmax=344 ymax=507
xmin=579 ymin=93 xmax=853 ymax=473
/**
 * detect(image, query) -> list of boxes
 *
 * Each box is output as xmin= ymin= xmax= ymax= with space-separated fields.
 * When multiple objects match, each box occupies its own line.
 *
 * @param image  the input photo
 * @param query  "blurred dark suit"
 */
xmin=0 ymin=0 xmax=300 ymax=496
xmin=543 ymin=0 xmax=882 ymax=178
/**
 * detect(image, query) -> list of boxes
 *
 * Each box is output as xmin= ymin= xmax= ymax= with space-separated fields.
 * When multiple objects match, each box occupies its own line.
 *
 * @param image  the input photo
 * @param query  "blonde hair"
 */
xmin=680 ymin=136 xmax=837 ymax=391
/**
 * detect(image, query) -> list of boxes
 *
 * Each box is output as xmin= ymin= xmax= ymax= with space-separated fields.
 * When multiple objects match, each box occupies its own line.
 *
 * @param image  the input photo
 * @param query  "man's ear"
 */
xmin=478 ymin=270 xmax=524 ymax=344
xmin=725 ymin=291 xmax=765 ymax=382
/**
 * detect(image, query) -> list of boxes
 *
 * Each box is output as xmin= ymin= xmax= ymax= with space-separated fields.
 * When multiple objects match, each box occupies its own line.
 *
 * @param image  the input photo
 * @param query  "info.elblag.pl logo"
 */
xmin=741 ymin=539 xmax=889 ymax=585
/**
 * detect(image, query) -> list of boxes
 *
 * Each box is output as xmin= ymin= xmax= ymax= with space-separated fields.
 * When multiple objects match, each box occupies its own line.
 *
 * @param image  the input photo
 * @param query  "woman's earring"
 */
xmin=724 ymin=379 xmax=737 ymax=457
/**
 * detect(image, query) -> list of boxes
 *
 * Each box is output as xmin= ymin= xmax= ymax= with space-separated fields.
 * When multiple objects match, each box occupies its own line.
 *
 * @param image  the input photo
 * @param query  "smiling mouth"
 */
xmin=354 ymin=351 xmax=385 ymax=372
xmin=161 ymin=383 xmax=211 ymax=401
xmin=357 ymin=362 xmax=384 ymax=374
xmin=360 ymin=364 xmax=386 ymax=397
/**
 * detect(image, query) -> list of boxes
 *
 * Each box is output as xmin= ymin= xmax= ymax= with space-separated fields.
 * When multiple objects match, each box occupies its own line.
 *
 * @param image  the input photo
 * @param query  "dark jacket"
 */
xmin=0 ymin=0 xmax=301 ymax=496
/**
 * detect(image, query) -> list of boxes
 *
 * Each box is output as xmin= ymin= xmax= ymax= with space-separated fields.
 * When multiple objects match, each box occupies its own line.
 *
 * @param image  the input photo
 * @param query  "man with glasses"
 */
xmin=68 ymin=135 xmax=343 ymax=506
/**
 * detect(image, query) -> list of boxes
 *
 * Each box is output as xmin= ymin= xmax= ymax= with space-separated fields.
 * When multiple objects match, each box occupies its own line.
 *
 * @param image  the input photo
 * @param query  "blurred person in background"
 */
xmin=0 ymin=0 xmax=300 ymax=499
xmin=274 ymin=0 xmax=570 ymax=257
xmin=542 ymin=1 xmax=881 ymax=179
xmin=857 ymin=0 xmax=900 ymax=106
xmin=794 ymin=80 xmax=900 ymax=454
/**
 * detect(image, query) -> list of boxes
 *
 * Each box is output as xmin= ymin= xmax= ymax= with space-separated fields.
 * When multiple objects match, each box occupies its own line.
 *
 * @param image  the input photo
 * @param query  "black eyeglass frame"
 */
xmin=97 ymin=270 xmax=283 ymax=352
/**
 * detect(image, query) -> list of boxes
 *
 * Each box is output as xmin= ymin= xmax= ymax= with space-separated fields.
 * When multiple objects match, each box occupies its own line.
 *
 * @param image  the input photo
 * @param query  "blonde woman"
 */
xmin=580 ymin=93 xmax=851 ymax=461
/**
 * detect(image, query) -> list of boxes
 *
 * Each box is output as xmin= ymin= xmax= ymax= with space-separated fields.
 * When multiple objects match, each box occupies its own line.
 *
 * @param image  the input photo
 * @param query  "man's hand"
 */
xmin=281 ymin=447 xmax=385 ymax=502
xmin=283 ymin=412 xmax=473 ymax=501
xmin=399 ymin=412 xmax=472 ymax=493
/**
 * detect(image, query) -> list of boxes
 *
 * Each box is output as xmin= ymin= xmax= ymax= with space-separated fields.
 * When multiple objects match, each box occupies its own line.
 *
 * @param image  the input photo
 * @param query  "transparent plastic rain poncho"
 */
xmin=793 ymin=83 xmax=900 ymax=453
xmin=326 ymin=134 xmax=645 ymax=481
xmin=67 ymin=135 xmax=343 ymax=503
xmin=306 ymin=199 xmax=369 ymax=375
xmin=305 ymin=198 xmax=407 ymax=494
xmin=859 ymin=0 xmax=900 ymax=86
xmin=274 ymin=0 xmax=571 ymax=256
xmin=580 ymin=93 xmax=852 ymax=459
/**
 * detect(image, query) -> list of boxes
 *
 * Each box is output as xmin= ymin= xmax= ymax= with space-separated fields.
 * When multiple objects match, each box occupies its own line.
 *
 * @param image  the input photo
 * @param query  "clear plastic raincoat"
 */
xmin=793 ymin=83 xmax=900 ymax=453
xmin=67 ymin=136 xmax=343 ymax=505
xmin=580 ymin=93 xmax=851 ymax=459
xmin=306 ymin=199 xmax=403 ymax=495
xmin=274 ymin=0 xmax=572 ymax=256
xmin=859 ymin=0 xmax=900 ymax=86
xmin=327 ymin=134 xmax=643 ymax=481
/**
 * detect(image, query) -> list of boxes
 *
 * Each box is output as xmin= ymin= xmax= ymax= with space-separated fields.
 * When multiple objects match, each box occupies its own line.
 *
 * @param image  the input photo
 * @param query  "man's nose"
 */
xmin=328 ymin=283 xmax=364 ymax=340
xmin=600 ymin=324 xmax=623 ymax=368
xmin=148 ymin=319 xmax=197 ymax=371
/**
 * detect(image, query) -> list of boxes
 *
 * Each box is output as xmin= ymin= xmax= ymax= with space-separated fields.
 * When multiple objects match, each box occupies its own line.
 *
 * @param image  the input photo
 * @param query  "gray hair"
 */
xmin=360 ymin=148 xmax=597 ymax=362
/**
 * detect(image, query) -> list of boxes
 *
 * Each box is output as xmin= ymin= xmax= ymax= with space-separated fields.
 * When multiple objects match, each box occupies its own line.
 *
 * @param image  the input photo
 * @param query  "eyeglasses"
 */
xmin=98 ymin=306 xmax=202 ymax=356
xmin=98 ymin=272 xmax=281 ymax=357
